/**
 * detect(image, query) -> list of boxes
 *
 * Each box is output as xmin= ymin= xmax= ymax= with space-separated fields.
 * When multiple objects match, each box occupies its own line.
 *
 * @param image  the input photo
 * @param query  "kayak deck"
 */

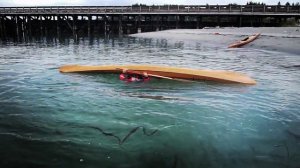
xmin=59 ymin=64 xmax=256 ymax=85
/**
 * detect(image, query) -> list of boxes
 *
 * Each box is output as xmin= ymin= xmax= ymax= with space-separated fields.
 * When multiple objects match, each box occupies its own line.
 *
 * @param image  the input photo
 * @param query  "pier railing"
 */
xmin=0 ymin=5 xmax=300 ymax=15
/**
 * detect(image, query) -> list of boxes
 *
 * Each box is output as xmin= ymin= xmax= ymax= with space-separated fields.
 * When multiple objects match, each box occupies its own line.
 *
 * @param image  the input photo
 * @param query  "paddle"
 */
xmin=116 ymin=68 xmax=194 ymax=83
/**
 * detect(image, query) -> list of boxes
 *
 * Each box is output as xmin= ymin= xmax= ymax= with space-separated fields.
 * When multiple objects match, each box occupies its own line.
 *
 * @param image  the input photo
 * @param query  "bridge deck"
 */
xmin=0 ymin=5 xmax=299 ymax=16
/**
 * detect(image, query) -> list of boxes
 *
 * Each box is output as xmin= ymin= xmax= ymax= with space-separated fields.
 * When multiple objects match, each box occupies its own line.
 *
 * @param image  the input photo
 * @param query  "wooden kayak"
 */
xmin=228 ymin=33 xmax=261 ymax=48
xmin=59 ymin=64 xmax=256 ymax=85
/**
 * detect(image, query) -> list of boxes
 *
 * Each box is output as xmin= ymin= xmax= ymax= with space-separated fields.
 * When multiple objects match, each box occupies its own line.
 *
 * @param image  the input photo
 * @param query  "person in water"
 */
xmin=119 ymin=69 xmax=150 ymax=82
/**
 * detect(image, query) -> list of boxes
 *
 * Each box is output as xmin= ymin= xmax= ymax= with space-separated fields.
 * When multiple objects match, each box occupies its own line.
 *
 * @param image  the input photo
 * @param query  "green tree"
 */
xmin=246 ymin=1 xmax=265 ymax=6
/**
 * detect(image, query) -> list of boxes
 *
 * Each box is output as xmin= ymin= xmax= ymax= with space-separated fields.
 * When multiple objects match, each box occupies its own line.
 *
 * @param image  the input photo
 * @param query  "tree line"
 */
xmin=245 ymin=1 xmax=300 ymax=6
xmin=132 ymin=2 xmax=300 ymax=7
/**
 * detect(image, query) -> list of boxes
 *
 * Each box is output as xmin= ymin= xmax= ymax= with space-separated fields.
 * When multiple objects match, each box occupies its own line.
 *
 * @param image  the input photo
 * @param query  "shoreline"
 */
xmin=129 ymin=27 xmax=300 ymax=54
xmin=130 ymin=27 xmax=300 ymax=38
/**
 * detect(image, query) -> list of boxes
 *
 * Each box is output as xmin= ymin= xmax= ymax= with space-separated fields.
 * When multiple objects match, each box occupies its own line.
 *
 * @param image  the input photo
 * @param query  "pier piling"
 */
xmin=88 ymin=15 xmax=91 ymax=37
xmin=118 ymin=15 xmax=123 ymax=35
xmin=15 ymin=16 xmax=20 ymax=40
xmin=56 ymin=15 xmax=60 ymax=38
xmin=0 ymin=16 xmax=3 ymax=39
xmin=0 ymin=5 xmax=299 ymax=40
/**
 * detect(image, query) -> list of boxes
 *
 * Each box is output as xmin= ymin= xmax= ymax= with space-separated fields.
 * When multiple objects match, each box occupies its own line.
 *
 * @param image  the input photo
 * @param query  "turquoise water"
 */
xmin=0 ymin=34 xmax=300 ymax=168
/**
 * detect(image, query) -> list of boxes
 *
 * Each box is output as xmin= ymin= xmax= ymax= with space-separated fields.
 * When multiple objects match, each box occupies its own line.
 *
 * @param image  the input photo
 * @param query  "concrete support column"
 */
xmin=166 ymin=15 xmax=170 ymax=29
xmin=118 ymin=15 xmax=123 ymax=35
xmin=95 ymin=15 xmax=99 ymax=35
xmin=103 ymin=15 xmax=106 ymax=35
xmin=72 ymin=15 xmax=77 ymax=38
xmin=39 ymin=15 xmax=43 ymax=37
xmin=27 ymin=15 xmax=32 ymax=39
xmin=239 ymin=16 xmax=242 ymax=27
xmin=2 ymin=17 xmax=7 ymax=39
xmin=137 ymin=14 xmax=141 ymax=33
xmin=179 ymin=15 xmax=185 ymax=29
xmin=44 ymin=17 xmax=49 ymax=37
xmin=88 ymin=15 xmax=91 ymax=37
xmin=56 ymin=15 xmax=60 ymax=38
xmin=21 ymin=16 xmax=25 ymax=41
xmin=104 ymin=15 xmax=109 ymax=36
xmin=156 ymin=15 xmax=160 ymax=31
xmin=196 ymin=16 xmax=202 ymax=29
xmin=176 ymin=15 xmax=179 ymax=29
xmin=16 ymin=16 xmax=20 ymax=40
xmin=0 ymin=16 xmax=3 ymax=39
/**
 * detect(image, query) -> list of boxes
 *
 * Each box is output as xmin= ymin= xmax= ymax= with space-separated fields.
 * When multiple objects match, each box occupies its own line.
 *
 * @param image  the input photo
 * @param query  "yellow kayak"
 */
xmin=59 ymin=64 xmax=256 ymax=85
xmin=228 ymin=33 xmax=261 ymax=48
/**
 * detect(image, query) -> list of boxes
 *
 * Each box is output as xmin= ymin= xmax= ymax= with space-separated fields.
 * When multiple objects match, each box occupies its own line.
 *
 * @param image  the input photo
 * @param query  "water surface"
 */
xmin=0 ymin=28 xmax=300 ymax=168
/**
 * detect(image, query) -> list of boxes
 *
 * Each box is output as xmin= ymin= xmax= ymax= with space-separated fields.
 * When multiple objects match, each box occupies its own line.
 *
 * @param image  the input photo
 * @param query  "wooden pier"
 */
xmin=0 ymin=5 xmax=299 ymax=40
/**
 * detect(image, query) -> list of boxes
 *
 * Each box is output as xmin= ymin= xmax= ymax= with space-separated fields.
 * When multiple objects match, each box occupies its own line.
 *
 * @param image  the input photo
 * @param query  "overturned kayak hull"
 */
xmin=228 ymin=33 xmax=261 ymax=48
xmin=59 ymin=64 xmax=256 ymax=85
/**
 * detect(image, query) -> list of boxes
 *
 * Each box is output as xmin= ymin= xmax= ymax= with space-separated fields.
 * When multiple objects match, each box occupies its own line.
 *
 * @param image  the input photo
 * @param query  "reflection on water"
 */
xmin=0 ymin=29 xmax=300 ymax=168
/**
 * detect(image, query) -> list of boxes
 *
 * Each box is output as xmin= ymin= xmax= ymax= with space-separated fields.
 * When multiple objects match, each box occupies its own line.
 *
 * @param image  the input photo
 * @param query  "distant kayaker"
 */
xmin=119 ymin=69 xmax=150 ymax=82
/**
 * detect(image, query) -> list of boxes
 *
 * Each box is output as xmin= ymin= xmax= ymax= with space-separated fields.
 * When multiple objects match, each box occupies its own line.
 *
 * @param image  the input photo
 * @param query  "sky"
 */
xmin=0 ymin=0 xmax=298 ymax=6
